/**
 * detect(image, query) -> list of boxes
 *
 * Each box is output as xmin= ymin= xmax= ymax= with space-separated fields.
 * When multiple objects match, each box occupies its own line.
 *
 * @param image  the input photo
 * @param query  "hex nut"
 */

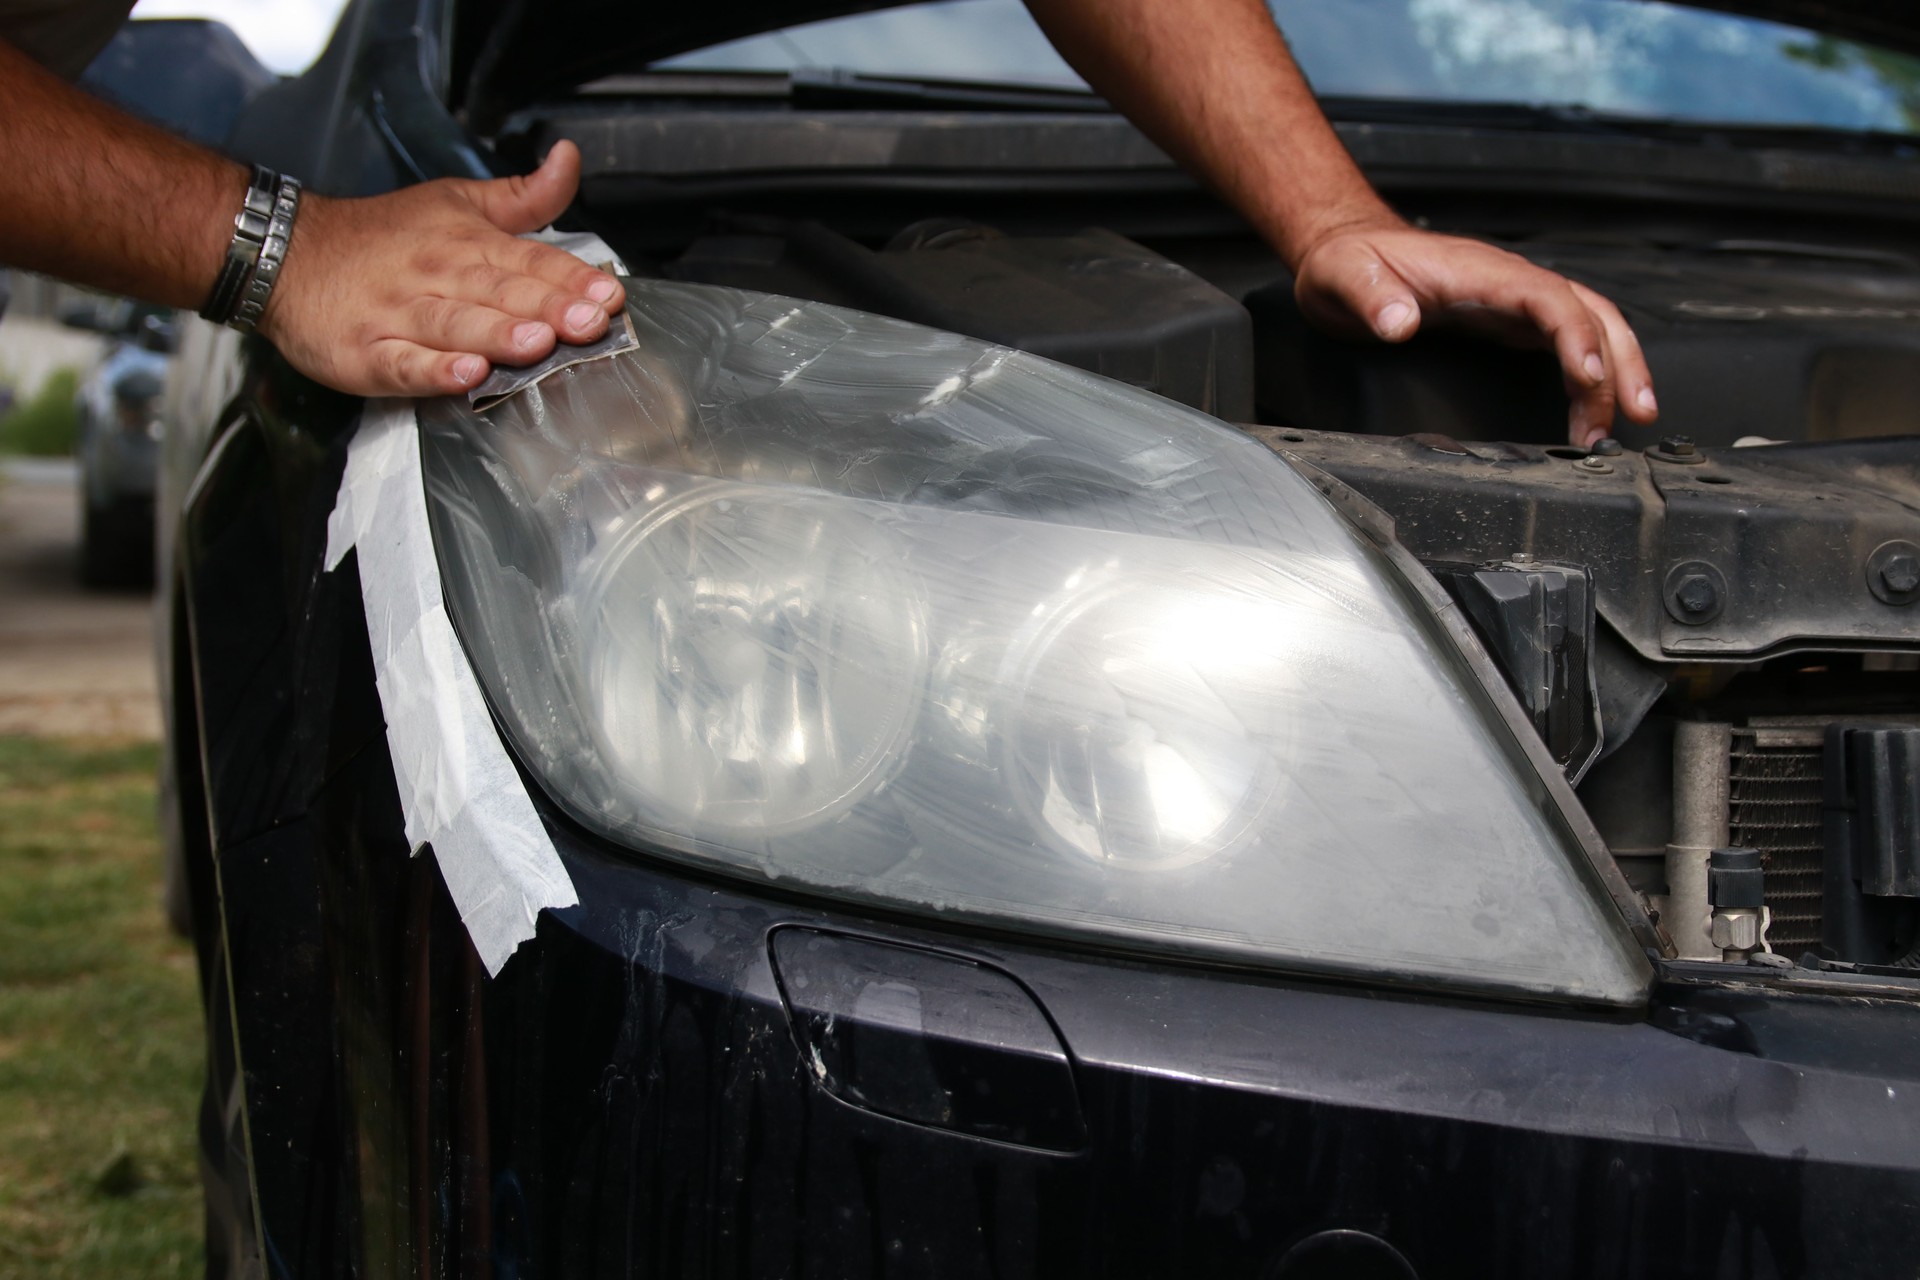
xmin=1883 ymin=555 xmax=1920 ymax=596
xmin=1676 ymin=576 xmax=1716 ymax=613
xmin=1647 ymin=435 xmax=1706 ymax=464
xmin=1663 ymin=560 xmax=1728 ymax=625
xmin=1709 ymin=911 xmax=1761 ymax=951
xmin=1867 ymin=540 xmax=1920 ymax=607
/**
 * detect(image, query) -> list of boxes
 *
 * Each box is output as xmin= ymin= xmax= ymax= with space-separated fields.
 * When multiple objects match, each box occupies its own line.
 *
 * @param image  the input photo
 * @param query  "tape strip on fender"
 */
xmin=325 ymin=400 xmax=579 ymax=975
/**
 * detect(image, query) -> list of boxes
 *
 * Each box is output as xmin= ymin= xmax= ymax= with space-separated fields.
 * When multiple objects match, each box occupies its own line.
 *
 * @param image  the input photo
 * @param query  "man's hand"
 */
xmin=1 ymin=40 xmax=624 ymax=401
xmin=262 ymin=141 xmax=625 ymax=398
xmin=1023 ymin=0 xmax=1659 ymax=444
xmin=1293 ymin=218 xmax=1657 ymax=446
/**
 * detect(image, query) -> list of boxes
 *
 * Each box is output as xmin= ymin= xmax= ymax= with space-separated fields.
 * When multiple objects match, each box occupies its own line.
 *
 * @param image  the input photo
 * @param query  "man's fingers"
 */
xmin=405 ymin=296 xmax=563 ymax=367
xmin=1564 ymin=363 xmax=1619 ymax=448
xmin=449 ymin=262 xmax=611 ymax=343
xmin=363 ymin=338 xmax=490 ymax=398
xmin=1574 ymin=281 xmax=1658 ymax=426
xmin=1495 ymin=274 xmax=1632 ymax=445
xmin=468 ymin=140 xmax=582 ymax=235
xmin=490 ymin=235 xmax=625 ymax=316
xmin=1550 ymin=284 xmax=1659 ymax=445
xmin=1505 ymin=275 xmax=1606 ymax=392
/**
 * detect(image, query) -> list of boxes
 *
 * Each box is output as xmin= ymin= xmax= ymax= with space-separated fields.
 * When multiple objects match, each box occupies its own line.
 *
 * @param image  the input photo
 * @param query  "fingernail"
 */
xmin=1375 ymin=301 xmax=1414 ymax=337
xmin=566 ymin=302 xmax=601 ymax=332
xmin=587 ymin=277 xmax=619 ymax=305
xmin=512 ymin=321 xmax=547 ymax=349
xmin=1637 ymin=386 xmax=1658 ymax=415
xmin=1583 ymin=353 xmax=1605 ymax=384
xmin=452 ymin=356 xmax=484 ymax=385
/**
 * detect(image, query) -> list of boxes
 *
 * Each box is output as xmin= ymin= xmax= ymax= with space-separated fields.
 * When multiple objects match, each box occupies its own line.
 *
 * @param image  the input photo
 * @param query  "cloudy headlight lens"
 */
xmin=1003 ymin=574 xmax=1289 ymax=870
xmin=580 ymin=481 xmax=926 ymax=836
xmin=421 ymin=281 xmax=1648 ymax=1005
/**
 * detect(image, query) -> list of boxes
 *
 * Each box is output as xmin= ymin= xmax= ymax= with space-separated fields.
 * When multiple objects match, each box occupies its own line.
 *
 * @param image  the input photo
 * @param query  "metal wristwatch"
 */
xmin=199 ymin=164 xmax=303 ymax=332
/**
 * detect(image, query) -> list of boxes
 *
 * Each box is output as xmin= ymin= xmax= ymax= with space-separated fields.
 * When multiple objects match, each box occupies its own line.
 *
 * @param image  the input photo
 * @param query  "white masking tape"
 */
xmin=325 ymin=401 xmax=579 ymax=975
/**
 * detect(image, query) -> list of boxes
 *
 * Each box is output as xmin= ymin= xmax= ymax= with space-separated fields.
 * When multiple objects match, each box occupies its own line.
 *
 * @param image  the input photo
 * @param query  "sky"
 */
xmin=129 ymin=0 xmax=349 ymax=73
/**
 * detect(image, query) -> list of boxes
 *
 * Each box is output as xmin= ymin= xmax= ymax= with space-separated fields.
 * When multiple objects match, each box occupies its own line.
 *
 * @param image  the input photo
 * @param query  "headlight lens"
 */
xmin=1002 ymin=571 xmax=1289 ymax=871
xmin=580 ymin=481 xmax=927 ymax=836
xmin=421 ymin=281 xmax=1648 ymax=1004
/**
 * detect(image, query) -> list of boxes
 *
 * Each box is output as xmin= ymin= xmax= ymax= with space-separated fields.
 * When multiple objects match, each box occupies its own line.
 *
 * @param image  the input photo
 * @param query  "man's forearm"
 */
xmin=0 ymin=38 xmax=244 ymax=311
xmin=1022 ymin=0 xmax=1395 ymax=266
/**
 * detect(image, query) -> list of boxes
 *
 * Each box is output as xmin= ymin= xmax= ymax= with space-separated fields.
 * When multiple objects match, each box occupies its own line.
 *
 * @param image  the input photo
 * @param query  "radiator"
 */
xmin=1728 ymin=726 xmax=1826 ymax=956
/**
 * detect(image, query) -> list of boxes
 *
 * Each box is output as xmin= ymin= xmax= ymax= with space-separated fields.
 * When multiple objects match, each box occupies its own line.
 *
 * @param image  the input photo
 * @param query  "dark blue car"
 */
xmin=156 ymin=1 xmax=1920 ymax=1275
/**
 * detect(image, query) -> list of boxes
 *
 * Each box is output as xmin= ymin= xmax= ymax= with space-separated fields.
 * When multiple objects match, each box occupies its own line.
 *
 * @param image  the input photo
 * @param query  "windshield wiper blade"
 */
xmin=785 ymin=68 xmax=1111 ymax=113
xmin=1317 ymin=95 xmax=1920 ymax=155
xmin=1318 ymin=96 xmax=1641 ymax=134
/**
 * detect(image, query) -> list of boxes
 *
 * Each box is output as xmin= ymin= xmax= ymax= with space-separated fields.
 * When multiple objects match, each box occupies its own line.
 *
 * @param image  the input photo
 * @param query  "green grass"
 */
xmin=0 ymin=369 xmax=81 ymax=458
xmin=0 ymin=737 xmax=202 ymax=1279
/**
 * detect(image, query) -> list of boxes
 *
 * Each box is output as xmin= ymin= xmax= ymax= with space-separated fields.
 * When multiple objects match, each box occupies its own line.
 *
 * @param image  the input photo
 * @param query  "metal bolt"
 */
xmin=1510 ymin=551 xmax=1535 ymax=565
xmin=1577 ymin=455 xmax=1614 ymax=473
xmin=1675 ymin=574 xmax=1718 ymax=615
xmin=1881 ymin=554 xmax=1920 ymax=596
xmin=1867 ymin=540 xmax=1920 ymax=606
xmin=1664 ymin=560 xmax=1728 ymax=625
xmin=1590 ymin=438 xmax=1624 ymax=457
xmin=1661 ymin=435 xmax=1698 ymax=457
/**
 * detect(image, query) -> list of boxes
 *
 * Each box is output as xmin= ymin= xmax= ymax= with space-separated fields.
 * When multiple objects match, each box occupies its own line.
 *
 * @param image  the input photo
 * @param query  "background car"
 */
xmin=157 ymin=1 xmax=1920 ymax=1276
xmin=62 ymin=299 xmax=173 ymax=586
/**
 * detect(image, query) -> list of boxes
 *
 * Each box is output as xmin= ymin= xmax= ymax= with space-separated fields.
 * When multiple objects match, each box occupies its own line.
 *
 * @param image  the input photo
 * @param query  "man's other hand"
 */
xmin=1293 ymin=219 xmax=1657 ymax=446
xmin=259 ymin=140 xmax=626 ymax=399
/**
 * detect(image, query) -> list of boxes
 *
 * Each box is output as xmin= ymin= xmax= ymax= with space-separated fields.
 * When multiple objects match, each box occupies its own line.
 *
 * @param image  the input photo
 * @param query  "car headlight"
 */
xmin=420 ymin=281 xmax=1649 ymax=1004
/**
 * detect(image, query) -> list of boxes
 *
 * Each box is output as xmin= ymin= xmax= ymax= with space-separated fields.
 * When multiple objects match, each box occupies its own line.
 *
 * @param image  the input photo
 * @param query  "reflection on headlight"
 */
xmin=1005 ymin=576 xmax=1288 ymax=870
xmin=580 ymin=482 xmax=927 ymax=837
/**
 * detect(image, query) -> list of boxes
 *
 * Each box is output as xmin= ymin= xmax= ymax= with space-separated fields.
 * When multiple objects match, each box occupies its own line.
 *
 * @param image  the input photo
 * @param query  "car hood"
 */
xmin=460 ymin=0 xmax=1920 ymax=122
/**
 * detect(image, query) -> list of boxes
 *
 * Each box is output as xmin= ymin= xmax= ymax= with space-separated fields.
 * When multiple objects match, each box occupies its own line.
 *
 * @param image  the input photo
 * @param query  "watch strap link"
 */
xmin=231 ymin=174 xmax=302 ymax=334
xmin=199 ymin=164 xmax=303 ymax=332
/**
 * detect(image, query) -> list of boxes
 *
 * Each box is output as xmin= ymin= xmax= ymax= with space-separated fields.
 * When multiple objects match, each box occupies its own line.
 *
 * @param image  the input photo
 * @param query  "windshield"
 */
xmin=654 ymin=0 xmax=1920 ymax=137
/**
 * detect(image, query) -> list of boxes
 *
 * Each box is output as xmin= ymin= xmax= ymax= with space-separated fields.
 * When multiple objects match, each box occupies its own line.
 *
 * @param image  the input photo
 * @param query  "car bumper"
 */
xmin=215 ymin=736 xmax=1920 ymax=1278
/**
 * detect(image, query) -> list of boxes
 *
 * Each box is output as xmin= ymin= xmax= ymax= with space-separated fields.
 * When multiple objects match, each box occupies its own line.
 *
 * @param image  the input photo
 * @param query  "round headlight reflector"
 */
xmin=579 ymin=482 xmax=927 ymax=837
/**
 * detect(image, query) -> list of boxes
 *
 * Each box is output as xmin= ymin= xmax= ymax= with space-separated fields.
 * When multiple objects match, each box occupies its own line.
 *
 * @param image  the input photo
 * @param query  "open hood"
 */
xmin=457 ymin=0 xmax=1920 ymax=128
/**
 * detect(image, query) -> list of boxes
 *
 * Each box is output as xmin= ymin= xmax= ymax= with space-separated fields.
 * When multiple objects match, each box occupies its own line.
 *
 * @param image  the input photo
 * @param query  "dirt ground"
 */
xmin=0 ymin=461 xmax=161 ymax=739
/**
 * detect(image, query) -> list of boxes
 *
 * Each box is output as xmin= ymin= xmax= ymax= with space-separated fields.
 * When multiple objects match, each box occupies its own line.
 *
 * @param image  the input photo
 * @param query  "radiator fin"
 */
xmin=1728 ymin=730 xmax=1825 ymax=954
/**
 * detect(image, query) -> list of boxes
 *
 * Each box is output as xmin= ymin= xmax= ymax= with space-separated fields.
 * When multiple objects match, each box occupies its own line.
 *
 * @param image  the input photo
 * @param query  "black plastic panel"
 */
xmin=1257 ymin=426 xmax=1920 ymax=662
xmin=669 ymin=220 xmax=1254 ymax=418
xmin=1247 ymin=240 xmax=1920 ymax=451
